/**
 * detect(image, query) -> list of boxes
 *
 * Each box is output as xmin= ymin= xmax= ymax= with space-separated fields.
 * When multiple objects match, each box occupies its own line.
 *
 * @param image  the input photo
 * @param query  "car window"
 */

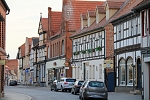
xmin=82 ymin=81 xmax=87 ymax=87
xmin=89 ymin=81 xmax=104 ymax=87
xmin=66 ymin=79 xmax=76 ymax=82
xmin=78 ymin=81 xmax=84 ymax=85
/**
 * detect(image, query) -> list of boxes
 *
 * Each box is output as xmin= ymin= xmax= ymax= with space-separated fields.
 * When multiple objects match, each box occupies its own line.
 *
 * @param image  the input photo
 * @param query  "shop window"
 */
xmin=119 ymin=59 xmax=125 ymax=86
xmin=127 ymin=57 xmax=133 ymax=85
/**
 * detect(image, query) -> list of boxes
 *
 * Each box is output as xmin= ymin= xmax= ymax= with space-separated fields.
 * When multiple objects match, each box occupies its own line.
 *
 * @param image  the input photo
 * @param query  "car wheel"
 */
xmin=71 ymin=88 xmax=73 ymax=94
xmin=74 ymin=89 xmax=77 ymax=95
xmin=61 ymin=86 xmax=64 ymax=92
xmin=81 ymin=93 xmax=86 ymax=100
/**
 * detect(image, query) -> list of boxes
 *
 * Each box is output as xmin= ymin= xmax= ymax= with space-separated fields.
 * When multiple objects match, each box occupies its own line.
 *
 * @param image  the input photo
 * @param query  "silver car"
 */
xmin=56 ymin=77 xmax=76 ymax=92
xmin=79 ymin=81 xmax=108 ymax=100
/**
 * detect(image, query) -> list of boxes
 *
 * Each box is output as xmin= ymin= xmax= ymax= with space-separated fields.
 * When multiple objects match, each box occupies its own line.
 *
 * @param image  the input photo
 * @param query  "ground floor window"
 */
xmin=119 ymin=57 xmax=136 ymax=86
xmin=119 ymin=59 xmax=126 ymax=86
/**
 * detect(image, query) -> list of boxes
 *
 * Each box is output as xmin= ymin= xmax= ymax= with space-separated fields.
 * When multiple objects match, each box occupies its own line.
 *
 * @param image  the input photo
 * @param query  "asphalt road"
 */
xmin=4 ymin=85 xmax=142 ymax=100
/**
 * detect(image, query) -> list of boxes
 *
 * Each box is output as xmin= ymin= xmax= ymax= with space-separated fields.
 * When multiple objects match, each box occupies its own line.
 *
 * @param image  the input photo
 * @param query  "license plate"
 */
xmin=92 ymin=95 xmax=100 ymax=98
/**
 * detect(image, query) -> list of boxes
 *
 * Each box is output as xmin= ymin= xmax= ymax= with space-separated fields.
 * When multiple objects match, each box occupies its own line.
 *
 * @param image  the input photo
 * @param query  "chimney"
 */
xmin=48 ymin=7 xmax=52 ymax=37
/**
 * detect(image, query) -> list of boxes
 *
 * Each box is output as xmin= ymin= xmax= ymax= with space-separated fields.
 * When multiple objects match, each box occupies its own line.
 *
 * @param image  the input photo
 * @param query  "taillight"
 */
xmin=64 ymin=82 xmax=68 ymax=84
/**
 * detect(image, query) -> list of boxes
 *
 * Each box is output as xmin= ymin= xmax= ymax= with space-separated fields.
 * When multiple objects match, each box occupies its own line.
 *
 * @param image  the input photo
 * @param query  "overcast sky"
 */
xmin=5 ymin=0 xmax=105 ymax=59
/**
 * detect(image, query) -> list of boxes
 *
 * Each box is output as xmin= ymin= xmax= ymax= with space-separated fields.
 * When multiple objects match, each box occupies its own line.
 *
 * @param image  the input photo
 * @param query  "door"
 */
xmin=107 ymin=72 xmax=115 ymax=92
xmin=137 ymin=59 xmax=142 ymax=89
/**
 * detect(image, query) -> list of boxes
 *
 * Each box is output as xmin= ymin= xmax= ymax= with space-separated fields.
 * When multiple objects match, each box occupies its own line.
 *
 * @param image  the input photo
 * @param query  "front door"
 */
xmin=137 ymin=59 xmax=142 ymax=89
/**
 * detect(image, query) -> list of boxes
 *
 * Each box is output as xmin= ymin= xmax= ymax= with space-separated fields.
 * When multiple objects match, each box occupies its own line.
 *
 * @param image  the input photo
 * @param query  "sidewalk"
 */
xmin=0 ymin=90 xmax=32 ymax=100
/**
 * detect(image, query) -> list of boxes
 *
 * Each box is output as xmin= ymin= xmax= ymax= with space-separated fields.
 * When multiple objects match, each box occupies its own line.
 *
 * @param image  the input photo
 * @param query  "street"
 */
xmin=3 ymin=85 xmax=142 ymax=100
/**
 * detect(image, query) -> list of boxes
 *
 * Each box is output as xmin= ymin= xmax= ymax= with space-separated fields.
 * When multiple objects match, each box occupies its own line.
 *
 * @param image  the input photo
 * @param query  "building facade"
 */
xmin=133 ymin=0 xmax=150 ymax=99
xmin=29 ymin=37 xmax=39 ymax=85
xmin=17 ymin=43 xmax=25 ymax=84
xmin=111 ymin=0 xmax=143 ymax=93
xmin=0 ymin=0 xmax=10 ymax=98
xmin=70 ymin=1 xmax=124 ymax=90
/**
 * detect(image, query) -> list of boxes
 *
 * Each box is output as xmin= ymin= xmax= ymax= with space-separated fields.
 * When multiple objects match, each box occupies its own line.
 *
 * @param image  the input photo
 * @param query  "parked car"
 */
xmin=9 ymin=80 xmax=15 ymax=86
xmin=79 ymin=81 xmax=87 ymax=99
xmin=13 ymin=80 xmax=17 ymax=85
xmin=56 ymin=77 xmax=76 ymax=92
xmin=50 ymin=80 xmax=58 ymax=91
xmin=9 ymin=79 xmax=17 ymax=86
xmin=71 ymin=80 xmax=84 ymax=95
xmin=79 ymin=81 xmax=108 ymax=100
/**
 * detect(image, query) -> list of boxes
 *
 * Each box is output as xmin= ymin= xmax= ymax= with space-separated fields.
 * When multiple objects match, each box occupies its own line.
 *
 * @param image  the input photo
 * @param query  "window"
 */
xmin=127 ymin=58 xmax=133 ymax=85
xmin=119 ymin=59 xmax=125 ymax=86
xmin=99 ymin=64 xmax=102 ymax=79
xmin=99 ymin=36 xmax=102 ymax=47
xmin=93 ymin=65 xmax=95 ymax=79
xmin=48 ymin=47 xmax=50 ymax=58
xmin=62 ymin=40 xmax=65 ymax=54
xmin=129 ymin=20 xmax=132 ymax=37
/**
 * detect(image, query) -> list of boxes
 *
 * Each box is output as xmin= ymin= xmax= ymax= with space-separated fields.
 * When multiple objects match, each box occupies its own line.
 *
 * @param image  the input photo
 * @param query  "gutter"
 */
xmin=2 ymin=0 xmax=10 ymax=15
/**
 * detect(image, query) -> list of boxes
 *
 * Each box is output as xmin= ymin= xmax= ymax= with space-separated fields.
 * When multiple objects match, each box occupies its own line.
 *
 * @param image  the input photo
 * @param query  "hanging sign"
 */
xmin=104 ymin=60 xmax=113 ymax=68
xmin=0 ymin=60 xmax=5 ymax=65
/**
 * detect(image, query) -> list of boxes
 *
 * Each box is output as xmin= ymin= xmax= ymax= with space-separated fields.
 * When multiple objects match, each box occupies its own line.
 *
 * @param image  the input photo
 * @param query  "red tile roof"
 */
xmin=111 ymin=0 xmax=144 ymax=21
xmin=41 ymin=18 xmax=48 ymax=32
xmin=105 ymin=1 xmax=125 ymax=9
xmin=63 ymin=0 xmax=104 ymax=31
xmin=97 ymin=6 xmax=105 ymax=14
xmin=87 ymin=10 xmax=96 ymax=17
xmin=51 ymin=11 xmax=62 ymax=34
xmin=81 ymin=13 xmax=87 ymax=20
xmin=72 ymin=17 xmax=106 ymax=37
xmin=71 ymin=0 xmax=126 ymax=37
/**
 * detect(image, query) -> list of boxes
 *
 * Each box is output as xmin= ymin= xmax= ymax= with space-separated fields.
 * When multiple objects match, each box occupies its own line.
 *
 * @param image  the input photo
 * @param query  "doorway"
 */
xmin=137 ymin=58 xmax=142 ymax=89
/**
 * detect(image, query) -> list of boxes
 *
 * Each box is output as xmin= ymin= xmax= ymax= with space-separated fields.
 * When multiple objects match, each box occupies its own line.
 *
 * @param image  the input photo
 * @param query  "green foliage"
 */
xmin=95 ymin=46 xmax=102 ymax=51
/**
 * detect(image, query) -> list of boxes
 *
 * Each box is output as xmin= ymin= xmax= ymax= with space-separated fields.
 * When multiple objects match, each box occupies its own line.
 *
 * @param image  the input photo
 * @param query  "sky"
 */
xmin=5 ymin=0 xmax=106 ymax=59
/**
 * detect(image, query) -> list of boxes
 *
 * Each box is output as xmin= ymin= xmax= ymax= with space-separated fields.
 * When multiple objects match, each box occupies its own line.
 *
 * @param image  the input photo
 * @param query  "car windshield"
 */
xmin=89 ymin=81 xmax=104 ymax=87
xmin=66 ymin=79 xmax=76 ymax=82
xmin=78 ymin=81 xmax=84 ymax=85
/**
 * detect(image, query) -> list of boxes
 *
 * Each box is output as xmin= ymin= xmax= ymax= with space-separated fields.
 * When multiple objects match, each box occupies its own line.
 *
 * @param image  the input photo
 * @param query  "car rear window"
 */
xmin=78 ymin=81 xmax=84 ymax=85
xmin=89 ymin=81 xmax=104 ymax=87
xmin=66 ymin=79 xmax=76 ymax=82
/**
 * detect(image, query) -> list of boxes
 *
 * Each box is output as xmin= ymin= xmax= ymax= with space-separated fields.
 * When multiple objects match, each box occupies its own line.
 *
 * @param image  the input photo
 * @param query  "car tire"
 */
xmin=74 ymin=89 xmax=77 ymax=95
xmin=61 ymin=86 xmax=64 ymax=92
xmin=71 ymin=88 xmax=73 ymax=94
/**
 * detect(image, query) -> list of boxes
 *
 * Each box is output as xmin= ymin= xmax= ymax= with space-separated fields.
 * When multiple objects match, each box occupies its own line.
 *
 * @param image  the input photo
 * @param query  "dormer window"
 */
xmin=104 ymin=1 xmax=124 ymax=20
xmin=87 ymin=10 xmax=96 ymax=27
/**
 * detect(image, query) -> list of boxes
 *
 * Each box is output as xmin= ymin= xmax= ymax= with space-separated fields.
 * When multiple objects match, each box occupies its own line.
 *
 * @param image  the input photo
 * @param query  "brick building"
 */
xmin=5 ymin=59 xmax=18 ymax=85
xmin=0 ymin=0 xmax=10 ymax=98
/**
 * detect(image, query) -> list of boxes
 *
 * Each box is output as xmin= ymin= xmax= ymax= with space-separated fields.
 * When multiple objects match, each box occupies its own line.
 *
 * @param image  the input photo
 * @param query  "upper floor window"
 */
xmin=62 ymin=40 xmax=65 ymax=54
xmin=48 ymin=46 xmax=50 ymax=58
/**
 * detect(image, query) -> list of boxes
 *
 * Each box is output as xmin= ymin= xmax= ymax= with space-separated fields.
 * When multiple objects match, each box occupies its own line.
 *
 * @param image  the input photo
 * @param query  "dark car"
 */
xmin=79 ymin=81 xmax=108 ymax=100
xmin=13 ymin=80 xmax=17 ymax=85
xmin=71 ymin=80 xmax=84 ymax=95
xmin=9 ymin=81 xmax=15 ymax=86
